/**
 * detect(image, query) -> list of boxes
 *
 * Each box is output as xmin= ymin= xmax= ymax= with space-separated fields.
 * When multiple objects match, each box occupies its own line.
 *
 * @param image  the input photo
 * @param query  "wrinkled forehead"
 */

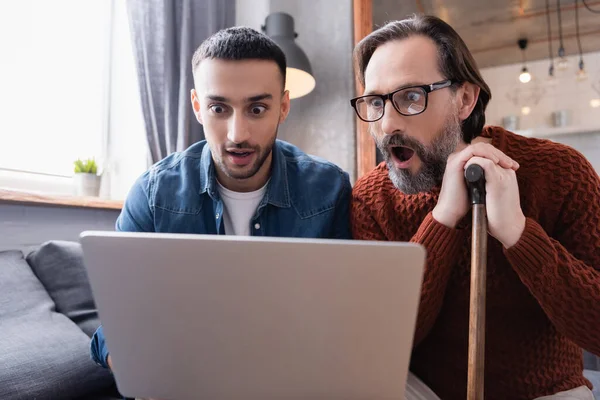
xmin=363 ymin=36 xmax=443 ymax=94
xmin=194 ymin=58 xmax=283 ymax=101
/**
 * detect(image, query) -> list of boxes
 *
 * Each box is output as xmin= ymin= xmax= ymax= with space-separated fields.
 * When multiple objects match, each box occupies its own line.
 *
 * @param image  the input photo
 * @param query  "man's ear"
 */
xmin=456 ymin=82 xmax=480 ymax=122
xmin=190 ymin=89 xmax=203 ymax=125
xmin=279 ymin=90 xmax=291 ymax=123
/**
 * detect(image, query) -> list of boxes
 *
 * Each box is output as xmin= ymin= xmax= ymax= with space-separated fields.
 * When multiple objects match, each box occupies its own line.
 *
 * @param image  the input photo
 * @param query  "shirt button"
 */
xmin=254 ymin=223 xmax=260 ymax=230
xmin=216 ymin=213 xmax=220 ymax=219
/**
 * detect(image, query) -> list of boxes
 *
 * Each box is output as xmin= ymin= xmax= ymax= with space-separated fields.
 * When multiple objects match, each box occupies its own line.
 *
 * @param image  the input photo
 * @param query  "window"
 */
xmin=0 ymin=0 xmax=147 ymax=199
xmin=0 ymin=0 xmax=111 ymax=176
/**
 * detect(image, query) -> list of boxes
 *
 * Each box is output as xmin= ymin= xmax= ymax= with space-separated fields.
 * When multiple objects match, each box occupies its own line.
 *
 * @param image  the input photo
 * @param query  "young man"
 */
xmin=91 ymin=27 xmax=351 ymax=372
xmin=350 ymin=15 xmax=600 ymax=400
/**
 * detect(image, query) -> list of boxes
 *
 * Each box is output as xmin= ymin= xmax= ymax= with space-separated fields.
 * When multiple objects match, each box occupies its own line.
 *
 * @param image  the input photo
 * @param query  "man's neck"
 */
xmin=216 ymin=153 xmax=272 ymax=193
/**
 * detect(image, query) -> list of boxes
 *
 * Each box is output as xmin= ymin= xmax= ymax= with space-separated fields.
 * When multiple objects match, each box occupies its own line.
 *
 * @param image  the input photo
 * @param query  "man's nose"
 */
xmin=227 ymin=112 xmax=251 ymax=144
xmin=380 ymin=100 xmax=406 ymax=136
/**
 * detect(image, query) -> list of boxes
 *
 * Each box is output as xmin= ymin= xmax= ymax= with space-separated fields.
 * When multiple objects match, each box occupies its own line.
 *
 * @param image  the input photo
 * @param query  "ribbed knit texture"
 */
xmin=351 ymin=126 xmax=600 ymax=399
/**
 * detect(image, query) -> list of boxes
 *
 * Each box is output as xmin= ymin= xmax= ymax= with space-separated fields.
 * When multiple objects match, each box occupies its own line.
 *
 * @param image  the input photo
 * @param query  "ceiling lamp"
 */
xmin=262 ymin=12 xmax=315 ymax=99
xmin=545 ymin=0 xmax=556 ymax=80
xmin=575 ymin=0 xmax=587 ymax=81
xmin=518 ymin=39 xmax=532 ymax=83
xmin=556 ymin=0 xmax=569 ymax=71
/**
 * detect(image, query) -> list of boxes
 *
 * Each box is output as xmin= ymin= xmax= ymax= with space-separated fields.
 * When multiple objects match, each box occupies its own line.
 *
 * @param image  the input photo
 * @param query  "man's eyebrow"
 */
xmin=205 ymin=94 xmax=273 ymax=102
xmin=363 ymin=82 xmax=424 ymax=96
xmin=206 ymin=95 xmax=228 ymax=102
xmin=246 ymin=93 xmax=273 ymax=102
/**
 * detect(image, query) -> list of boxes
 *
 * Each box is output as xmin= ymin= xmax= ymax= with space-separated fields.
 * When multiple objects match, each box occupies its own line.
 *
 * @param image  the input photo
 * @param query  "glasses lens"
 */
xmin=393 ymin=87 xmax=427 ymax=115
xmin=355 ymin=96 xmax=384 ymax=121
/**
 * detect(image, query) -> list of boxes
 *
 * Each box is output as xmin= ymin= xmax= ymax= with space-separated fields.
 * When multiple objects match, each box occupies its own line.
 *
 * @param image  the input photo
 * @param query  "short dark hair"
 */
xmin=354 ymin=15 xmax=491 ymax=142
xmin=192 ymin=26 xmax=287 ymax=87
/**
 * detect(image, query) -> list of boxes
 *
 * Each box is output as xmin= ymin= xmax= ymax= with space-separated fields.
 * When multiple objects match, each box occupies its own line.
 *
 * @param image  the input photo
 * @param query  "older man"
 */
xmin=350 ymin=14 xmax=600 ymax=400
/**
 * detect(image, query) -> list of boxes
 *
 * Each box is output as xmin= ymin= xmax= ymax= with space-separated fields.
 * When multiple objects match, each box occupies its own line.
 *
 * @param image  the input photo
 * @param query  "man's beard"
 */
xmin=216 ymin=128 xmax=277 ymax=181
xmin=374 ymin=112 xmax=462 ymax=194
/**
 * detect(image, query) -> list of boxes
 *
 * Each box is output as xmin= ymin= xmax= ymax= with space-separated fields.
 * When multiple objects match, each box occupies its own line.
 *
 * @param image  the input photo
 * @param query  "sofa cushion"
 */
xmin=0 ymin=250 xmax=114 ymax=400
xmin=26 ymin=240 xmax=100 ymax=337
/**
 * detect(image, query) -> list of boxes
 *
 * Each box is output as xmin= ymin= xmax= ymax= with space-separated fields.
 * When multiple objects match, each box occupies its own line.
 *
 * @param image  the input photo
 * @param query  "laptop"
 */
xmin=80 ymin=231 xmax=426 ymax=400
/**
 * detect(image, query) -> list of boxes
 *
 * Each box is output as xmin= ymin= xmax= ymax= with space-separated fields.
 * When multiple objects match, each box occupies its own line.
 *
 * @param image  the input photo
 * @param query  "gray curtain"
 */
xmin=127 ymin=0 xmax=236 ymax=163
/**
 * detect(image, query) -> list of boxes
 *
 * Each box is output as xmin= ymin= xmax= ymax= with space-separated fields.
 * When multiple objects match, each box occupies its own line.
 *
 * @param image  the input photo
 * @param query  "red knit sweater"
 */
xmin=351 ymin=126 xmax=600 ymax=400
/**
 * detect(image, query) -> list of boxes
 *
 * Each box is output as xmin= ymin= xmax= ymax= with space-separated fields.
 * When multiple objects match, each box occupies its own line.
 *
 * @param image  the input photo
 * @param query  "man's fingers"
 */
xmin=472 ymin=143 xmax=516 ymax=169
xmin=465 ymin=156 xmax=517 ymax=189
xmin=454 ymin=143 xmax=519 ymax=171
xmin=465 ymin=156 xmax=498 ymax=179
xmin=456 ymin=143 xmax=499 ymax=164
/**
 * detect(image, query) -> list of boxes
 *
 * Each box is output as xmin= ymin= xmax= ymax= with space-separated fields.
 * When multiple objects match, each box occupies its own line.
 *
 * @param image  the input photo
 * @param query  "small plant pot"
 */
xmin=73 ymin=173 xmax=101 ymax=197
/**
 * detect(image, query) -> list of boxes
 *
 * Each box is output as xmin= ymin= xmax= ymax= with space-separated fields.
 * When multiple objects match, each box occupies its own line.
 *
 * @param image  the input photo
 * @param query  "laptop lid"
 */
xmin=80 ymin=231 xmax=425 ymax=400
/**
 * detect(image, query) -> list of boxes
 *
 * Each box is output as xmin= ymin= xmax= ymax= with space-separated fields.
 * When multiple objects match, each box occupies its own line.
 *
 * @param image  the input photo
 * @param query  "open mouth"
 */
xmin=390 ymin=145 xmax=415 ymax=163
xmin=227 ymin=149 xmax=254 ymax=157
xmin=226 ymin=148 xmax=255 ymax=166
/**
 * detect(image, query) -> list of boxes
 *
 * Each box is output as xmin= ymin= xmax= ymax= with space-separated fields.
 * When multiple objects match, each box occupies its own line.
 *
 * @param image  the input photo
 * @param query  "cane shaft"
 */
xmin=467 ymin=204 xmax=487 ymax=400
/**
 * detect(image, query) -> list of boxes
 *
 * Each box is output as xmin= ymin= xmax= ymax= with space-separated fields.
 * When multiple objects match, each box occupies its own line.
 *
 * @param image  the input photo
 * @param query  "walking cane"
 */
xmin=465 ymin=164 xmax=487 ymax=400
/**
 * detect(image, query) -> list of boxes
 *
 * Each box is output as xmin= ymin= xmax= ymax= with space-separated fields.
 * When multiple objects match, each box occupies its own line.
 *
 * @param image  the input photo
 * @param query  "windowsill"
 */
xmin=0 ymin=188 xmax=123 ymax=211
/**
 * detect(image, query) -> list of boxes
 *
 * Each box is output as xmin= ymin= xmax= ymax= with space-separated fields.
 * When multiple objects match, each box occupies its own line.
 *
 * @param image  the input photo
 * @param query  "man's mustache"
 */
xmin=223 ymin=142 xmax=261 ymax=152
xmin=379 ymin=133 xmax=429 ymax=161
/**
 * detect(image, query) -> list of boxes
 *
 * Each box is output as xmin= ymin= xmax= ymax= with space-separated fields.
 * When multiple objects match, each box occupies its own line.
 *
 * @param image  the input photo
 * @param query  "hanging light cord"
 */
xmin=582 ymin=0 xmax=600 ymax=13
xmin=575 ymin=0 xmax=583 ymax=59
xmin=546 ymin=0 xmax=553 ymax=64
xmin=557 ymin=0 xmax=564 ymax=51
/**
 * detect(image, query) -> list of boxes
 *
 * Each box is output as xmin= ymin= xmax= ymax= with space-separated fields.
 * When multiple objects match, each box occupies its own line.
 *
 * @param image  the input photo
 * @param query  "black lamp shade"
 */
xmin=263 ymin=13 xmax=315 ymax=99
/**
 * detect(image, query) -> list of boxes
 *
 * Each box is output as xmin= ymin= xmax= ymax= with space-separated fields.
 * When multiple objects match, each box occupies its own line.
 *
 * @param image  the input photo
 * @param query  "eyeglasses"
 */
xmin=350 ymin=79 xmax=454 ymax=122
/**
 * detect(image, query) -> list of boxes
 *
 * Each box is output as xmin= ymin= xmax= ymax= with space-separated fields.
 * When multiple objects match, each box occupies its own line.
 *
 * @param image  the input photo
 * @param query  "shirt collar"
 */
xmin=199 ymin=141 xmax=291 ymax=208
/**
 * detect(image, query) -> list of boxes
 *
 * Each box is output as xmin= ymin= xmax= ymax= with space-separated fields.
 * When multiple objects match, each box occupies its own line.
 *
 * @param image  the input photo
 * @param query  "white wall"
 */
xmin=0 ymin=204 xmax=118 ymax=253
xmin=482 ymin=51 xmax=600 ymax=130
xmin=481 ymin=51 xmax=600 ymax=172
xmin=235 ymin=0 xmax=269 ymax=31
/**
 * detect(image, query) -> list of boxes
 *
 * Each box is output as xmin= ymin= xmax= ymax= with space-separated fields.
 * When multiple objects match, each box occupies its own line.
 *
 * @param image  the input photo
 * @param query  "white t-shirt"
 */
xmin=217 ymin=180 xmax=269 ymax=236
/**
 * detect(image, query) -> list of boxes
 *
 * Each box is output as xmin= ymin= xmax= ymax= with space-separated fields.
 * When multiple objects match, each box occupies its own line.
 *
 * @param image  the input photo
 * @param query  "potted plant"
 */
xmin=73 ymin=158 xmax=101 ymax=197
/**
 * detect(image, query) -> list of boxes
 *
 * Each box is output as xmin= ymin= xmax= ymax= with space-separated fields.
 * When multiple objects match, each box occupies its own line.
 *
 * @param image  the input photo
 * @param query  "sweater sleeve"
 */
xmin=409 ymin=212 xmax=466 ymax=346
xmin=504 ymin=156 xmax=600 ymax=355
xmin=351 ymin=187 xmax=465 ymax=346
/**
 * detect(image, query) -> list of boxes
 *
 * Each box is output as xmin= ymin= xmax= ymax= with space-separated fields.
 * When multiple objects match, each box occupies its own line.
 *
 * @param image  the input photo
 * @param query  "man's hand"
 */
xmin=433 ymin=142 xmax=519 ymax=228
xmin=465 ymin=156 xmax=526 ymax=248
xmin=433 ymin=142 xmax=524 ymax=247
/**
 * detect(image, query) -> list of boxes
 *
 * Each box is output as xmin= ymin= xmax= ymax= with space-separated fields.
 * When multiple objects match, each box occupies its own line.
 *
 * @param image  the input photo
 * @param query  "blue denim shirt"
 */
xmin=90 ymin=139 xmax=352 ymax=368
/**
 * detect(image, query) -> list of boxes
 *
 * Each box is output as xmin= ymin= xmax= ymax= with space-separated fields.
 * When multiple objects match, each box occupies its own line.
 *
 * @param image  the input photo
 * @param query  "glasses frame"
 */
xmin=350 ymin=79 xmax=455 ymax=122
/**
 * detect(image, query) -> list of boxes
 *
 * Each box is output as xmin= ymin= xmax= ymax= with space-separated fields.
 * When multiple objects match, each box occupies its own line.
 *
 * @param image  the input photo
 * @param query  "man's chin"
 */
xmin=386 ymin=160 xmax=417 ymax=179
xmin=224 ymin=166 xmax=259 ymax=181
xmin=387 ymin=166 xmax=437 ymax=195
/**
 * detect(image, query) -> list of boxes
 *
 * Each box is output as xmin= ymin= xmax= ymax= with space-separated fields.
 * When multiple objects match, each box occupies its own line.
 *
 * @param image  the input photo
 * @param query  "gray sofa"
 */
xmin=0 ymin=241 xmax=120 ymax=400
xmin=1 ymin=240 xmax=598 ymax=399
xmin=586 ymin=353 xmax=600 ymax=398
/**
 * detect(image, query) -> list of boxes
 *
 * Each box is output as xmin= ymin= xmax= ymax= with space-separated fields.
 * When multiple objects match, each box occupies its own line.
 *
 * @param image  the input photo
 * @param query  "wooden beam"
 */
xmin=353 ymin=0 xmax=376 ymax=179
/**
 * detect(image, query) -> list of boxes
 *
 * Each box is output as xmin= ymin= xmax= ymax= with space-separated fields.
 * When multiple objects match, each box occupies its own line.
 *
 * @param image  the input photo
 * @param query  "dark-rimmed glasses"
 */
xmin=350 ymin=79 xmax=454 ymax=122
